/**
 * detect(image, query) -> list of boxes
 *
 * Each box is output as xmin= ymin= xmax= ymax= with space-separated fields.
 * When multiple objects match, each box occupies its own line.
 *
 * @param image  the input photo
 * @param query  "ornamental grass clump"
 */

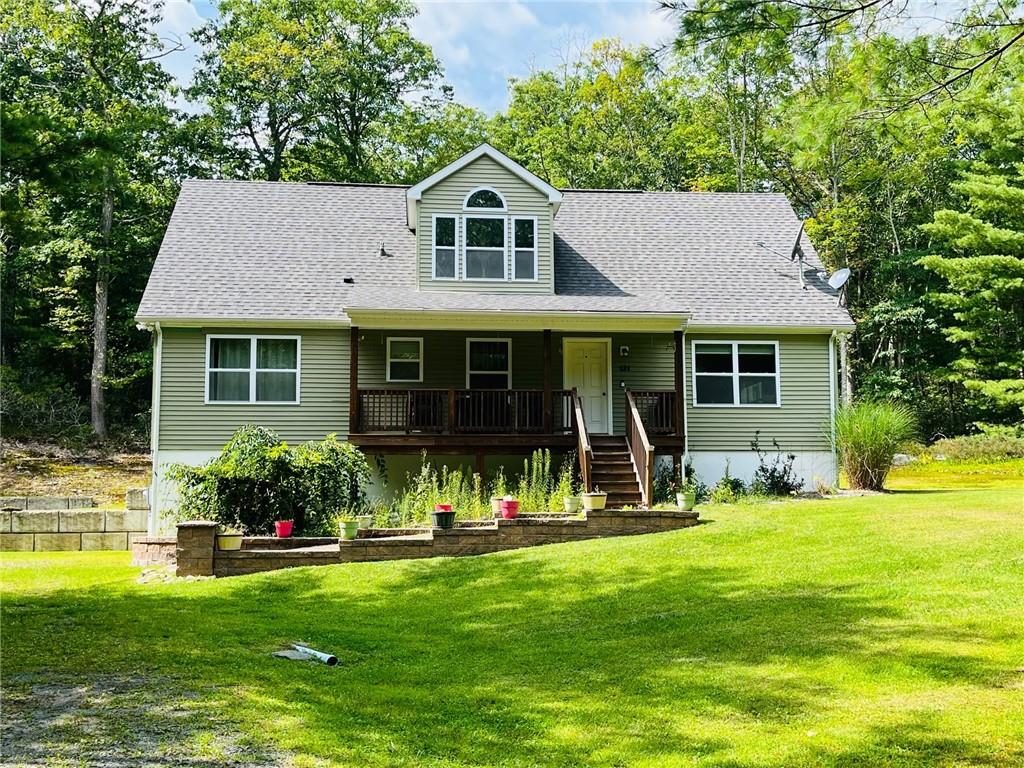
xmin=834 ymin=401 xmax=918 ymax=491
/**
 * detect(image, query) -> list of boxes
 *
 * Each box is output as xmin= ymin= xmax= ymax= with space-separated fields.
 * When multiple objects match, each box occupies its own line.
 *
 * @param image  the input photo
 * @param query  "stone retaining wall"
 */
xmin=0 ymin=490 xmax=150 ymax=552
xmin=167 ymin=509 xmax=700 ymax=578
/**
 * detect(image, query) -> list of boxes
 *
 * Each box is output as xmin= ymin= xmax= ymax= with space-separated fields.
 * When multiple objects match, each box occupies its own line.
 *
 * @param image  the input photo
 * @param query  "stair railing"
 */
xmin=625 ymin=390 xmax=655 ymax=507
xmin=570 ymin=388 xmax=593 ymax=493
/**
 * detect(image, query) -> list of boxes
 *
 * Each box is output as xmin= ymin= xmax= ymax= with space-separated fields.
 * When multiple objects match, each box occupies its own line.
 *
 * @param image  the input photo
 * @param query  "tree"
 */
xmin=1 ymin=0 xmax=179 ymax=438
xmin=920 ymin=169 xmax=1024 ymax=419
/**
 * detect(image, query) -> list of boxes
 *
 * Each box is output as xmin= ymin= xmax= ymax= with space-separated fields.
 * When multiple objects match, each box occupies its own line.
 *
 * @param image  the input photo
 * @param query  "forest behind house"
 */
xmin=2 ymin=0 xmax=1022 ymax=447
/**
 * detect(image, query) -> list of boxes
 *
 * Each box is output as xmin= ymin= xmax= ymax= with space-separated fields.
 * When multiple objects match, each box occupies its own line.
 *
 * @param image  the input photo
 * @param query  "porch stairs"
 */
xmin=589 ymin=436 xmax=643 ymax=507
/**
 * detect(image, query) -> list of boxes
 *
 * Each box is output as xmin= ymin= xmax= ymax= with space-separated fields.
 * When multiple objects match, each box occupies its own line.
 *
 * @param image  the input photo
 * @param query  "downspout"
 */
xmin=148 ymin=322 xmax=162 ymax=535
xmin=828 ymin=329 xmax=838 ymax=485
xmin=681 ymin=320 xmax=690 ymax=471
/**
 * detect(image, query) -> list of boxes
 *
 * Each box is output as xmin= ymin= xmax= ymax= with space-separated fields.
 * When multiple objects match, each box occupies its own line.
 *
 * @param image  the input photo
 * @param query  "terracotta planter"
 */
xmin=499 ymin=499 xmax=520 ymax=519
xmin=676 ymin=492 xmax=696 ymax=511
xmin=216 ymin=533 xmax=243 ymax=551
xmin=581 ymin=492 xmax=608 ymax=512
xmin=274 ymin=520 xmax=293 ymax=538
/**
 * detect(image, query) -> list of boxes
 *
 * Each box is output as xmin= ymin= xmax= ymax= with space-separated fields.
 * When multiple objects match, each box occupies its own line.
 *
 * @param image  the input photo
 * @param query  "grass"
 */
xmin=2 ymin=462 xmax=1023 ymax=767
xmin=0 ymin=442 xmax=150 ymax=506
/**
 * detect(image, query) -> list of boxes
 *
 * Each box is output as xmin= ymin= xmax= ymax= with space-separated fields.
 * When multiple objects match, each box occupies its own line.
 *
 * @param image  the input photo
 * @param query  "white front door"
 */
xmin=563 ymin=339 xmax=610 ymax=434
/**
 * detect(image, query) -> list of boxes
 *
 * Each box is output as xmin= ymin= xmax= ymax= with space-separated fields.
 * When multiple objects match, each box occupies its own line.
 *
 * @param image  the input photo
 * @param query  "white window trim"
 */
xmin=431 ymin=213 xmax=459 ymax=281
xmin=386 ymin=337 xmax=424 ymax=383
xmin=462 ymin=186 xmax=508 ymax=211
xmin=462 ymin=214 xmax=508 ymax=282
xmin=204 ymin=334 xmax=301 ymax=405
xmin=511 ymin=215 xmax=539 ymax=282
xmin=691 ymin=339 xmax=781 ymax=408
xmin=465 ymin=337 xmax=512 ymax=389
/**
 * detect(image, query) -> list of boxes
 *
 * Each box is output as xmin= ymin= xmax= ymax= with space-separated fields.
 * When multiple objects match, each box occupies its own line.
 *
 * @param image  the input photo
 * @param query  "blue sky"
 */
xmin=155 ymin=1 xmax=677 ymax=114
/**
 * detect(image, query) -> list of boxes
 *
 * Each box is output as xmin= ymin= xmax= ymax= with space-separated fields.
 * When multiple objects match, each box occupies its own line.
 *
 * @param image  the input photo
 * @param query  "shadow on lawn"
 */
xmin=2 ymin=542 xmax=1015 ymax=767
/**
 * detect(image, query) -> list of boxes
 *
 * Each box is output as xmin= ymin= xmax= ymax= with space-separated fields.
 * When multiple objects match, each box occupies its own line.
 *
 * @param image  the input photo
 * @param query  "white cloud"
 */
xmin=153 ymin=0 xmax=208 ymax=92
xmin=412 ymin=1 xmax=676 ymax=114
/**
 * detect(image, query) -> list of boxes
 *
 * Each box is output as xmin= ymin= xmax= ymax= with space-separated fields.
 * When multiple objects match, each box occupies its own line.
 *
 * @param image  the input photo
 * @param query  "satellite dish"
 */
xmin=828 ymin=268 xmax=851 ymax=291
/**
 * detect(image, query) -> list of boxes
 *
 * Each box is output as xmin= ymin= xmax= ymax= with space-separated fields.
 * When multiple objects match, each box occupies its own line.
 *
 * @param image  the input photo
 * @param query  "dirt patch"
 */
xmin=0 ymin=441 xmax=150 ymax=507
xmin=0 ymin=674 xmax=285 ymax=767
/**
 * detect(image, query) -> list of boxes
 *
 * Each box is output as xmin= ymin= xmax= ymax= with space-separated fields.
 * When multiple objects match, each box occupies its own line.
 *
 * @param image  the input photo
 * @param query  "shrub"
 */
xmin=834 ymin=401 xmax=918 ymax=491
xmin=384 ymin=455 xmax=491 ymax=527
xmin=709 ymin=460 xmax=745 ymax=503
xmin=749 ymin=432 xmax=802 ymax=496
xmin=550 ymin=452 xmax=580 ymax=509
xmin=929 ymin=424 xmax=1024 ymax=462
xmin=166 ymin=426 xmax=370 ymax=535
xmin=515 ymin=449 xmax=553 ymax=513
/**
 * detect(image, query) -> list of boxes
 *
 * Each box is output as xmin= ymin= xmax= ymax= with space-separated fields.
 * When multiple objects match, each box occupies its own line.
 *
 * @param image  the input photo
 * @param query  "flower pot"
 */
xmin=581 ymin=492 xmax=608 ymax=511
xmin=430 ymin=510 xmax=456 ymax=529
xmin=677 ymin=492 xmax=696 ymax=511
xmin=274 ymin=520 xmax=293 ymax=538
xmin=339 ymin=520 xmax=359 ymax=541
xmin=490 ymin=496 xmax=503 ymax=516
xmin=434 ymin=503 xmax=453 ymax=512
xmin=499 ymin=499 xmax=520 ymax=519
xmin=356 ymin=514 xmax=374 ymax=529
xmin=216 ymin=533 xmax=243 ymax=551
xmin=563 ymin=496 xmax=580 ymax=513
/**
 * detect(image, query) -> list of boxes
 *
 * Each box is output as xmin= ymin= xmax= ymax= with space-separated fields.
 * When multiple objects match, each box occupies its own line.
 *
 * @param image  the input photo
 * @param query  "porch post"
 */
xmin=543 ymin=329 xmax=553 ymax=433
xmin=349 ymin=326 xmax=359 ymax=432
xmin=673 ymin=330 xmax=684 ymax=437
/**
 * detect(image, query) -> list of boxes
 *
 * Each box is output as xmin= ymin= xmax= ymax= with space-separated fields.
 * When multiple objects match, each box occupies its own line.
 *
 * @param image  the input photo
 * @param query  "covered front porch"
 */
xmin=344 ymin=324 xmax=687 ymax=505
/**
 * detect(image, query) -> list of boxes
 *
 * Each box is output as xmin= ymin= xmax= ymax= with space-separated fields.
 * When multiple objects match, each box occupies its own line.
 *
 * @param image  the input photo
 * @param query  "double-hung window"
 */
xmin=466 ymin=339 xmax=511 ymax=389
xmin=463 ymin=216 xmax=506 ymax=280
xmin=207 ymin=335 xmax=300 ymax=404
xmin=693 ymin=341 xmax=779 ymax=406
xmin=432 ymin=215 xmax=457 ymax=279
xmin=387 ymin=337 xmax=423 ymax=382
xmin=512 ymin=217 xmax=537 ymax=280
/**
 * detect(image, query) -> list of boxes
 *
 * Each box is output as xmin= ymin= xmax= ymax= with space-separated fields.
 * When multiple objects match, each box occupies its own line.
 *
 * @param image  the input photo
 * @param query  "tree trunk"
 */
xmin=91 ymin=172 xmax=113 ymax=438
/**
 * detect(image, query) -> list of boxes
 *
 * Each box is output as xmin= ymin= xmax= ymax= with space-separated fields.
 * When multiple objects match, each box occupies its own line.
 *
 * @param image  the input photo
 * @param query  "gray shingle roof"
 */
xmin=136 ymin=179 xmax=854 ymax=328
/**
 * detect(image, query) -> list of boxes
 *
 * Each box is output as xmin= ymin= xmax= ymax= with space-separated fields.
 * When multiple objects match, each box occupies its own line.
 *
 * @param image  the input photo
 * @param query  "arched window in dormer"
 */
xmin=464 ymin=187 xmax=507 ymax=210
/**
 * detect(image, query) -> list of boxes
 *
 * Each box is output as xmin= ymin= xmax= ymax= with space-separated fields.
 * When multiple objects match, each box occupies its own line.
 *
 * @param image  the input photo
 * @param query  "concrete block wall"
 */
xmin=171 ymin=508 xmax=702 ymax=578
xmin=0 ymin=490 xmax=150 ymax=552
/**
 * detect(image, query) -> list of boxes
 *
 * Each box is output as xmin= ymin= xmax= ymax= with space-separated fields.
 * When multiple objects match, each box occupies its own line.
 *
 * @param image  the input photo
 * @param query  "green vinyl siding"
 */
xmin=158 ymin=327 xmax=348 ymax=451
xmin=685 ymin=333 xmax=832 ymax=452
xmin=417 ymin=155 xmax=553 ymax=292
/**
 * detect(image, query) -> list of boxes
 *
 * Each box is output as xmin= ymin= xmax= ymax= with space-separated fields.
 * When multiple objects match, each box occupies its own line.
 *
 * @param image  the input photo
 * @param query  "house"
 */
xmin=136 ymin=144 xmax=854 ymax=532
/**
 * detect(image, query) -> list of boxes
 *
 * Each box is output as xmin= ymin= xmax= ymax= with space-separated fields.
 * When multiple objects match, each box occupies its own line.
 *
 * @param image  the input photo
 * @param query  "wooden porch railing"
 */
xmin=625 ymin=390 xmax=655 ymax=506
xmin=628 ymin=390 xmax=680 ymax=436
xmin=356 ymin=389 xmax=574 ymax=435
xmin=570 ymin=388 xmax=593 ymax=493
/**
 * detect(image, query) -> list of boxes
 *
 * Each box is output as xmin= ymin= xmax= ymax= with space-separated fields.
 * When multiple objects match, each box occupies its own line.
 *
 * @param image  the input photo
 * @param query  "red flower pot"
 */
xmin=274 ymin=520 xmax=293 ymax=538
xmin=434 ymin=503 xmax=453 ymax=512
xmin=499 ymin=499 xmax=519 ymax=519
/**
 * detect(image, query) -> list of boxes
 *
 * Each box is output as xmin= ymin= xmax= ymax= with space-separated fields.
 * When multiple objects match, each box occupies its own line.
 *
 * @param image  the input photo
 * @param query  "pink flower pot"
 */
xmin=434 ymin=503 xmax=453 ymax=512
xmin=499 ymin=499 xmax=520 ymax=519
xmin=274 ymin=520 xmax=293 ymax=538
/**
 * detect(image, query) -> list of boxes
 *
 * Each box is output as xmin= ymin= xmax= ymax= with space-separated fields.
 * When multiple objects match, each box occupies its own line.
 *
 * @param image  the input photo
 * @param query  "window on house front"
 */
xmin=466 ymin=339 xmax=511 ymax=389
xmin=693 ymin=341 xmax=779 ymax=406
xmin=387 ymin=337 xmax=423 ymax=382
xmin=207 ymin=336 xmax=299 ymax=403
xmin=464 ymin=216 xmax=506 ymax=279
xmin=464 ymin=187 xmax=506 ymax=209
xmin=513 ymin=217 xmax=537 ymax=280
xmin=432 ymin=216 xmax=456 ymax=279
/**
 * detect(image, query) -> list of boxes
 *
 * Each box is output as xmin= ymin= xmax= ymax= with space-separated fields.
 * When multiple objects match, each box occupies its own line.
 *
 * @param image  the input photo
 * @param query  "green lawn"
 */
xmin=3 ymin=462 xmax=1023 ymax=767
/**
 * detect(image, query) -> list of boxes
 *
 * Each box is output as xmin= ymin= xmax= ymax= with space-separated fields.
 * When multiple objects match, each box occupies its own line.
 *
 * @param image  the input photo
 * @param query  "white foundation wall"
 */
xmin=687 ymin=450 xmax=837 ymax=491
xmin=149 ymin=450 xmax=220 ymax=535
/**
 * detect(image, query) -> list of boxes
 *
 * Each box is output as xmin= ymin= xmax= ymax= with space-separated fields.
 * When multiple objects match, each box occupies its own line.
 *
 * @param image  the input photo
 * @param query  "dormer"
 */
xmin=406 ymin=144 xmax=562 ymax=293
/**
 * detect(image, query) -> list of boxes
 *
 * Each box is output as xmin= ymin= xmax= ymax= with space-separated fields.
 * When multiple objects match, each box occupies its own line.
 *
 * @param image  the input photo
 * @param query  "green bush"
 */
xmin=166 ymin=426 xmax=370 ymax=535
xmin=929 ymin=424 xmax=1024 ymax=462
xmin=834 ymin=401 xmax=918 ymax=491
xmin=710 ymin=460 xmax=746 ymax=503
xmin=749 ymin=432 xmax=802 ymax=496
